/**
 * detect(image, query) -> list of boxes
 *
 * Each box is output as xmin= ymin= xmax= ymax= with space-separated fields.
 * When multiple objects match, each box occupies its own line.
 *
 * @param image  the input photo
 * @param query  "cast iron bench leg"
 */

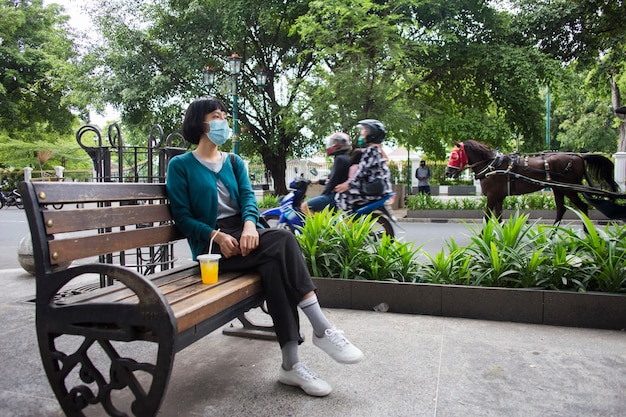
xmin=222 ymin=310 xmax=277 ymax=341
xmin=37 ymin=266 xmax=176 ymax=417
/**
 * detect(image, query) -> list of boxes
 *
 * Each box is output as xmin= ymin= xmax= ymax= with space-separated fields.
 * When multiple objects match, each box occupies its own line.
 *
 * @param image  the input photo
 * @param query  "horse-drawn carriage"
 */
xmin=444 ymin=106 xmax=626 ymax=222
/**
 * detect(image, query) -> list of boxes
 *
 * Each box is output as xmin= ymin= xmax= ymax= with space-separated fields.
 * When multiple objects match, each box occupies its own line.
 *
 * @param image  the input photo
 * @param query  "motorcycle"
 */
xmin=261 ymin=179 xmax=398 ymax=237
xmin=0 ymin=189 xmax=24 ymax=209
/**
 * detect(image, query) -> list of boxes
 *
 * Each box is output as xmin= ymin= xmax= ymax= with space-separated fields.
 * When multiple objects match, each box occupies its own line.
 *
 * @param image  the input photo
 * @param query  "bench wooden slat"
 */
xmin=33 ymin=182 xmax=168 ymax=204
xmin=56 ymin=268 xmax=263 ymax=333
xmin=172 ymin=275 xmax=263 ymax=333
xmin=43 ymin=205 xmax=174 ymax=234
xmin=48 ymin=224 xmax=183 ymax=264
xmin=57 ymin=269 xmax=244 ymax=305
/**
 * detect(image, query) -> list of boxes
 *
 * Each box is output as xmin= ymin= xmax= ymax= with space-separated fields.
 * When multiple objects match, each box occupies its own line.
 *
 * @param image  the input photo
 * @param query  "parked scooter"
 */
xmin=0 ymin=189 xmax=24 ymax=209
xmin=261 ymin=179 xmax=398 ymax=237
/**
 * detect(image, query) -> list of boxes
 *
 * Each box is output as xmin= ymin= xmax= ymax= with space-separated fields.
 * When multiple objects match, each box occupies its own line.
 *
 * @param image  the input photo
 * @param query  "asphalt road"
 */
xmin=0 ymin=206 xmax=30 ymax=270
xmin=0 ymin=207 xmax=479 ymax=272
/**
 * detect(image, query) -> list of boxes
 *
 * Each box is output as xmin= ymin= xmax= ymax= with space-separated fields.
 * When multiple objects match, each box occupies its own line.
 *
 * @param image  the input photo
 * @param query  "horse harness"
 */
xmin=472 ymin=151 xmax=575 ymax=196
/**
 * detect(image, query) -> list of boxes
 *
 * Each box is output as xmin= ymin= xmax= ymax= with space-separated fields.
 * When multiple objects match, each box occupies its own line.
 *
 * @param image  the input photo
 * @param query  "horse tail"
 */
xmin=581 ymin=154 xmax=619 ymax=192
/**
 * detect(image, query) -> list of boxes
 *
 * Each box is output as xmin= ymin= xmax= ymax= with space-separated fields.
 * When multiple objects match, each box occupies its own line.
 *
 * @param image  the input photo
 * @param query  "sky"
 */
xmin=43 ymin=0 xmax=88 ymax=31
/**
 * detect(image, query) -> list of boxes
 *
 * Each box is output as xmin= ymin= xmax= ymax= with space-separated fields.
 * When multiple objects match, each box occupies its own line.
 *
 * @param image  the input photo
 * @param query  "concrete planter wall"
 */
xmin=447 ymin=185 xmax=477 ymax=195
xmin=312 ymin=277 xmax=626 ymax=331
xmin=408 ymin=209 xmax=485 ymax=219
xmin=411 ymin=185 xmax=440 ymax=195
xmin=391 ymin=184 xmax=405 ymax=209
xmin=407 ymin=209 xmax=611 ymax=221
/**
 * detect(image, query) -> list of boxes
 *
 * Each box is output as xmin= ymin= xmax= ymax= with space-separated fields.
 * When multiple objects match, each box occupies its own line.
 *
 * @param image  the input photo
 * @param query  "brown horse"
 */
xmin=444 ymin=140 xmax=619 ymax=223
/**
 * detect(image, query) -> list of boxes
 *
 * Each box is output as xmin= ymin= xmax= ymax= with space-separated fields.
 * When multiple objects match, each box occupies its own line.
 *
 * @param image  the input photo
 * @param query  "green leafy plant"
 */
xmin=406 ymin=194 xmax=558 ymax=211
xmin=466 ymin=213 xmax=534 ymax=287
xmin=257 ymin=194 xmax=279 ymax=208
xmin=569 ymin=210 xmax=626 ymax=292
xmin=303 ymin=207 xmax=626 ymax=294
xmin=295 ymin=209 xmax=422 ymax=282
xmin=502 ymin=193 xmax=557 ymax=210
xmin=421 ymin=238 xmax=473 ymax=285
xmin=406 ymin=194 xmax=445 ymax=210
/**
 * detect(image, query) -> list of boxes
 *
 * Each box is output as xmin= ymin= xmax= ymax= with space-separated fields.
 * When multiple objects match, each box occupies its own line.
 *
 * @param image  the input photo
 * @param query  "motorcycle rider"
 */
xmin=335 ymin=119 xmax=392 ymax=211
xmin=300 ymin=132 xmax=352 ymax=215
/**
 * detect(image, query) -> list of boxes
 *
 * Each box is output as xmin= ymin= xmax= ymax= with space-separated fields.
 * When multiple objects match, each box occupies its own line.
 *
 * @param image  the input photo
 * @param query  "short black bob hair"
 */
xmin=182 ymin=97 xmax=228 ymax=145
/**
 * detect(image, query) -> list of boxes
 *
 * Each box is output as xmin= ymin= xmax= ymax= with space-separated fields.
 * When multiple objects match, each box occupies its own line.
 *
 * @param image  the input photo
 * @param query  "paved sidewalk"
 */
xmin=1 ymin=266 xmax=625 ymax=417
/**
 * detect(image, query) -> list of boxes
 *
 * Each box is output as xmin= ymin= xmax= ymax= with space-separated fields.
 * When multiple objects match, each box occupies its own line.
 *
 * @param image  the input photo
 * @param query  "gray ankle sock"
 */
xmin=281 ymin=341 xmax=299 ymax=371
xmin=299 ymin=294 xmax=332 ymax=338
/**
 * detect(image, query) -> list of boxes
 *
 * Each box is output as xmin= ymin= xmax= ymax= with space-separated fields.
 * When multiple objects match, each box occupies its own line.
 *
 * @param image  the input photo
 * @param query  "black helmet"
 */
xmin=325 ymin=132 xmax=351 ymax=156
xmin=358 ymin=119 xmax=387 ymax=144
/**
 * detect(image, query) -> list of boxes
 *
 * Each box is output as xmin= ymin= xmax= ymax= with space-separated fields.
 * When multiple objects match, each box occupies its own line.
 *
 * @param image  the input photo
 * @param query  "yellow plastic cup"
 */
xmin=197 ymin=254 xmax=221 ymax=284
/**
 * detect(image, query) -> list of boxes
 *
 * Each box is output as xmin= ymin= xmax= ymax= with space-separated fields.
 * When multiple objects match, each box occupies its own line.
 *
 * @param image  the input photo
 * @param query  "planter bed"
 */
xmin=313 ymin=277 xmax=626 ymax=331
xmin=407 ymin=209 xmax=611 ymax=221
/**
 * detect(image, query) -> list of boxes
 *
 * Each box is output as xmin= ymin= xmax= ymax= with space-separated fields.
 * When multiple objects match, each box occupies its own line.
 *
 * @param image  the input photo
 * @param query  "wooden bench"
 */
xmin=19 ymin=181 xmax=274 ymax=417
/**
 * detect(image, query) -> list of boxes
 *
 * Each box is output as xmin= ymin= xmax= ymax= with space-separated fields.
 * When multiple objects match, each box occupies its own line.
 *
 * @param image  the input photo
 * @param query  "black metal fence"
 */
xmin=76 ymin=123 xmax=191 ymax=279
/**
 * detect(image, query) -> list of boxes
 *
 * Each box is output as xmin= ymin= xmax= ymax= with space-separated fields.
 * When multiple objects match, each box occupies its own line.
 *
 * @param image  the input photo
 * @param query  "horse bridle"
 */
xmin=449 ymin=144 xmax=503 ymax=180
xmin=471 ymin=154 xmax=507 ymax=180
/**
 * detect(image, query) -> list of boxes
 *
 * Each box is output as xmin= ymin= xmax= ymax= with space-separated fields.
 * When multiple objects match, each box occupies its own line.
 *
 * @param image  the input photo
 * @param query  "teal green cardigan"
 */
xmin=166 ymin=152 xmax=262 ymax=260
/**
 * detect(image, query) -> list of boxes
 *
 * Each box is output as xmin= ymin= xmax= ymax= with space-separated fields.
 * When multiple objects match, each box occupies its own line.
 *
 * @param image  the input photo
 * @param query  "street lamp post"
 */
xmin=202 ymin=55 xmax=268 ymax=156
xmin=203 ymin=66 xmax=215 ymax=94
xmin=256 ymin=68 xmax=268 ymax=91
xmin=228 ymin=53 xmax=243 ymax=155
xmin=545 ymin=85 xmax=551 ymax=150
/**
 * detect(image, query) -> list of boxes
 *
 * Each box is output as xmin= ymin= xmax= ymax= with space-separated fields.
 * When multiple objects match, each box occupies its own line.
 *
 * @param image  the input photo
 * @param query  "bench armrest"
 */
xmin=39 ymin=263 xmax=174 ymax=317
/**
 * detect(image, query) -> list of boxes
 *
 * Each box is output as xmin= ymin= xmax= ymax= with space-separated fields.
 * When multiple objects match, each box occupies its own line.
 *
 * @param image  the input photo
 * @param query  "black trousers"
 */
xmin=213 ymin=216 xmax=316 ymax=347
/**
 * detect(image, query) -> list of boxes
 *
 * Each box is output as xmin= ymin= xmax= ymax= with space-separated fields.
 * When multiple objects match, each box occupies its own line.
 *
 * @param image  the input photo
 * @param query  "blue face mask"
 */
xmin=357 ymin=137 xmax=366 ymax=147
xmin=206 ymin=120 xmax=231 ymax=145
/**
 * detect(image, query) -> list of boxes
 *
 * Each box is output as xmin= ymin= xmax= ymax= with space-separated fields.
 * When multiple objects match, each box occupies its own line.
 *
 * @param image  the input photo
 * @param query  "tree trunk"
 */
xmin=611 ymin=76 xmax=626 ymax=152
xmin=262 ymin=151 xmax=288 ymax=195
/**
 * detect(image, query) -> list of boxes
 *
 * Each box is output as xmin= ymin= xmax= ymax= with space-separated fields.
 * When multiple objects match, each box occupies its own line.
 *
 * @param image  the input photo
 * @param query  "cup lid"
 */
xmin=197 ymin=254 xmax=221 ymax=261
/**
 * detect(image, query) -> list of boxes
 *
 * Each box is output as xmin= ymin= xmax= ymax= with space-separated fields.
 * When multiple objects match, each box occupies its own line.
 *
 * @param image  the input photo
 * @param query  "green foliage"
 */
xmin=513 ymin=0 xmax=626 ymax=151
xmin=406 ymin=194 xmax=445 ymax=210
xmin=294 ymin=0 xmax=553 ymax=153
xmin=295 ymin=208 xmax=421 ymax=282
xmin=466 ymin=213 xmax=539 ymax=287
xmin=85 ymin=0 xmax=318 ymax=194
xmin=306 ymin=208 xmax=626 ymax=294
xmin=420 ymin=211 xmax=626 ymax=293
xmin=0 ymin=0 xmax=80 ymax=135
xmin=551 ymin=69 xmax=621 ymax=154
xmin=406 ymin=194 xmax=557 ymax=211
xmin=502 ymin=193 xmax=557 ymax=210
xmin=2 ymin=0 xmax=618 ymax=185
xmin=420 ymin=239 xmax=473 ymax=285
xmin=257 ymin=194 xmax=279 ymax=209
xmin=0 ymin=134 xmax=92 ymax=173
xmin=388 ymin=160 xmax=401 ymax=184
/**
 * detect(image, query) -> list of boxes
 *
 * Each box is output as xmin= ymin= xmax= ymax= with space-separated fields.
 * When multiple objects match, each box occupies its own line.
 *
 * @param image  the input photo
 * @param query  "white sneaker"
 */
xmin=279 ymin=362 xmax=332 ymax=397
xmin=313 ymin=327 xmax=364 ymax=364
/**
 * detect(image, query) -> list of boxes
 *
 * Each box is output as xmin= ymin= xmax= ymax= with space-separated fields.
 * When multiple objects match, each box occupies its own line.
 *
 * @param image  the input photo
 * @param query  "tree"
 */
xmin=514 ymin=0 xmax=626 ymax=151
xmin=296 ymin=0 xmax=556 ymax=155
xmin=84 ymin=0 xmax=318 ymax=194
xmin=550 ymin=68 xmax=620 ymax=153
xmin=0 ymin=0 xmax=79 ymax=135
xmin=295 ymin=0 xmax=413 ymax=141
xmin=0 ymin=1 xmax=94 ymax=173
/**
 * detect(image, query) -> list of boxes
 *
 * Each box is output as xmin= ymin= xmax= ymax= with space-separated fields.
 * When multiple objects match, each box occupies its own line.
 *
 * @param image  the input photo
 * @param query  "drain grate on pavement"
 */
xmin=22 ymin=282 xmax=106 ymax=304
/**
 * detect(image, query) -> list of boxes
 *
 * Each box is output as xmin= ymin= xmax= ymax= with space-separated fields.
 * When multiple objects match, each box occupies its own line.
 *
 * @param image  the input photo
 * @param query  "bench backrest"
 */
xmin=19 ymin=181 xmax=185 ymax=277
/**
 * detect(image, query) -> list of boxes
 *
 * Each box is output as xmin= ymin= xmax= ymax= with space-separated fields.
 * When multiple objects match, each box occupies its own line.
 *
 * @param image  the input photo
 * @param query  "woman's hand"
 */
xmin=214 ymin=231 xmax=241 ymax=259
xmin=334 ymin=183 xmax=349 ymax=193
xmin=239 ymin=220 xmax=259 ymax=256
